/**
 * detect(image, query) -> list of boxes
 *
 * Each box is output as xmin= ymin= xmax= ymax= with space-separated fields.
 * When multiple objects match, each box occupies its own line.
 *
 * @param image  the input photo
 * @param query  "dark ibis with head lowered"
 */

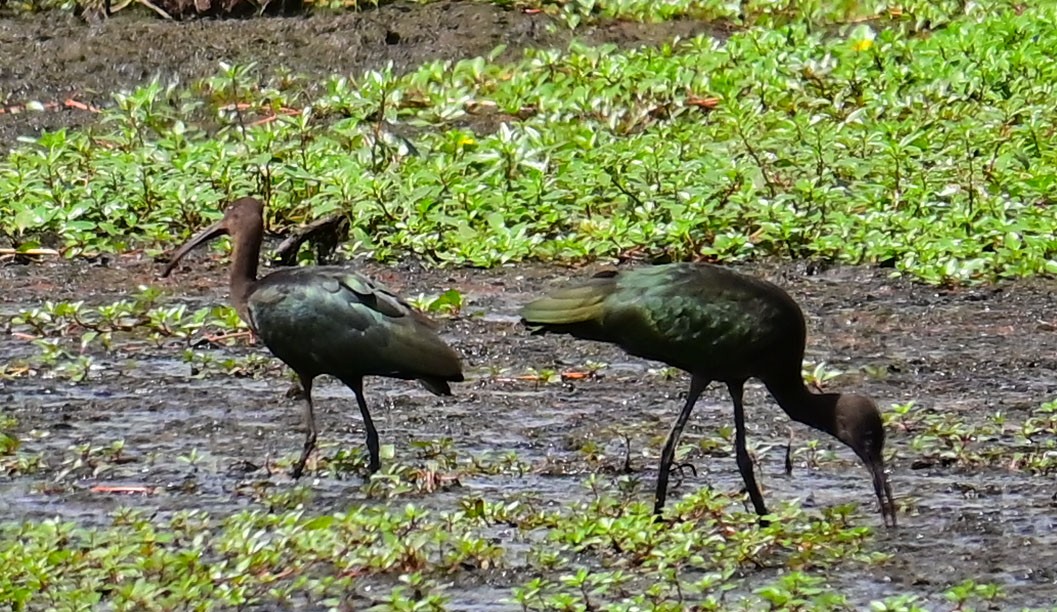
xmin=520 ymin=263 xmax=896 ymax=526
xmin=161 ymin=197 xmax=464 ymax=478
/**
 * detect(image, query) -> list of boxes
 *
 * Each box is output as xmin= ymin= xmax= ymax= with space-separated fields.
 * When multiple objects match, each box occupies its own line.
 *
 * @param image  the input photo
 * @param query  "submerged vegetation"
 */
xmin=0 ymin=444 xmax=1019 ymax=610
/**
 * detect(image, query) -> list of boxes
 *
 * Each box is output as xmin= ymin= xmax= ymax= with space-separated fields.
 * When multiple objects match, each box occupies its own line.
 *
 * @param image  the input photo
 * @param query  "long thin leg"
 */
xmin=291 ymin=374 xmax=317 ymax=479
xmin=728 ymin=381 xmax=769 ymax=521
xmin=346 ymin=377 xmax=381 ymax=474
xmin=654 ymin=375 xmax=709 ymax=515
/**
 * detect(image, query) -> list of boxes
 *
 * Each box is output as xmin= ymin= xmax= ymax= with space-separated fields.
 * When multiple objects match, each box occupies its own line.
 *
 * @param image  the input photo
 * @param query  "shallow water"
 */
xmin=5 ymin=256 xmax=1057 ymax=607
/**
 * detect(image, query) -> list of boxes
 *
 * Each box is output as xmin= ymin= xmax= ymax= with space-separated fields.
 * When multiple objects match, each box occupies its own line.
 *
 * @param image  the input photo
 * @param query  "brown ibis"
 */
xmin=520 ymin=263 xmax=896 ymax=526
xmin=161 ymin=197 xmax=464 ymax=478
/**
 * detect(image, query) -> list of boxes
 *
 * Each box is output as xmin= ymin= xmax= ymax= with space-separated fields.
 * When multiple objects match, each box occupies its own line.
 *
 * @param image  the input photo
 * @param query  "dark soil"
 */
xmin=5 ymin=253 xmax=1057 ymax=607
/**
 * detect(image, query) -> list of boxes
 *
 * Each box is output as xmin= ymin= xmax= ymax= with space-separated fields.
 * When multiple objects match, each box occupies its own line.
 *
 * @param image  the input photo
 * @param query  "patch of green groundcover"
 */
xmin=0 ymin=480 xmax=1013 ymax=610
xmin=2 ymin=0 xmax=976 ymax=27
xmin=2 ymin=0 xmax=1054 ymax=285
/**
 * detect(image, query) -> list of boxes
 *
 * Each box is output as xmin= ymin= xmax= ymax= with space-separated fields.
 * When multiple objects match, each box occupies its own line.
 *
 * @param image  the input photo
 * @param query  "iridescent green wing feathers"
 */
xmin=521 ymin=264 xmax=803 ymax=375
xmin=521 ymin=271 xmax=616 ymax=324
xmin=606 ymin=267 xmax=782 ymax=370
xmin=249 ymin=268 xmax=463 ymax=389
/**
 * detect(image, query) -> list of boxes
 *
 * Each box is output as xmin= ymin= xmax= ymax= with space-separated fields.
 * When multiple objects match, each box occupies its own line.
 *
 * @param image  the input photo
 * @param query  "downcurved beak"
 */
xmin=871 ymin=462 xmax=897 ymax=528
xmin=160 ymin=220 xmax=228 ymax=278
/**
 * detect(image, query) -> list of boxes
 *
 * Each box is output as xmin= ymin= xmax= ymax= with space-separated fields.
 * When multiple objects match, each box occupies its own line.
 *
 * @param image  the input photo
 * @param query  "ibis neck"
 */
xmin=764 ymin=375 xmax=840 ymax=437
xmin=228 ymin=226 xmax=262 ymax=323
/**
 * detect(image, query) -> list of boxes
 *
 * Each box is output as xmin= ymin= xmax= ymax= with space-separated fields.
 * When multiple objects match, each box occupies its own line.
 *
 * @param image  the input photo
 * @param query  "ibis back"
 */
xmin=248 ymin=267 xmax=464 ymax=393
xmin=521 ymin=263 xmax=807 ymax=382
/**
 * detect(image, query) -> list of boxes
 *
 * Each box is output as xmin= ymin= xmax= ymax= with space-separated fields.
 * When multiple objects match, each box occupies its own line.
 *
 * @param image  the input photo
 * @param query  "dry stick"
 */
xmin=0 ymin=248 xmax=60 ymax=263
xmin=0 ymin=248 xmax=58 ymax=256
xmin=271 ymin=214 xmax=349 ymax=266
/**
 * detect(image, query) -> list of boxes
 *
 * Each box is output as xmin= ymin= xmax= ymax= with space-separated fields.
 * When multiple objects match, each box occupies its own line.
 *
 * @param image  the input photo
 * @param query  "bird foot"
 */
xmin=284 ymin=383 xmax=306 ymax=400
xmin=881 ymin=501 xmax=899 ymax=529
xmin=652 ymin=512 xmax=677 ymax=526
xmin=290 ymin=457 xmax=312 ymax=479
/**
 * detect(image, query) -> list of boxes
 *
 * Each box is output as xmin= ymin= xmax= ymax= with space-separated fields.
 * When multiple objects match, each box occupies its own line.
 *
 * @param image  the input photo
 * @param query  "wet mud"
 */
xmin=4 ymin=254 xmax=1057 ymax=607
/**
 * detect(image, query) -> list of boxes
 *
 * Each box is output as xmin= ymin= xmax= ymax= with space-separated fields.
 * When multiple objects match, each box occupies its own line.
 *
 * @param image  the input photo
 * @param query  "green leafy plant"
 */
xmin=0 ymin=1 xmax=1053 ymax=284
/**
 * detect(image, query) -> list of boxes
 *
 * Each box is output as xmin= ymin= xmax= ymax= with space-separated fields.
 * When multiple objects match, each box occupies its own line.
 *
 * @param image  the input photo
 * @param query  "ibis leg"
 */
xmin=291 ymin=374 xmax=318 ymax=479
xmin=654 ymin=375 xmax=709 ymax=515
xmin=346 ymin=377 xmax=381 ymax=474
xmin=728 ymin=381 xmax=769 ymax=521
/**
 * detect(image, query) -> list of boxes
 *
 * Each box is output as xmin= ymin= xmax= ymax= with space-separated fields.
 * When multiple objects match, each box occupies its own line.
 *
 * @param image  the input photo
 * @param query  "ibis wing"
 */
xmin=519 ymin=271 xmax=619 ymax=341
xmin=249 ymin=268 xmax=463 ymax=382
xmin=331 ymin=272 xmax=412 ymax=320
xmin=604 ymin=265 xmax=799 ymax=372
xmin=521 ymin=263 xmax=803 ymax=376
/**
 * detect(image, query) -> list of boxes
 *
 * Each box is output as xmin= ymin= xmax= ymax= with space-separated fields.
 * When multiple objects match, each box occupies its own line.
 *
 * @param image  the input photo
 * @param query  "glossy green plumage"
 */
xmin=161 ymin=197 xmax=464 ymax=478
xmin=250 ymin=267 xmax=463 ymax=393
xmin=521 ymin=264 xmax=806 ymax=381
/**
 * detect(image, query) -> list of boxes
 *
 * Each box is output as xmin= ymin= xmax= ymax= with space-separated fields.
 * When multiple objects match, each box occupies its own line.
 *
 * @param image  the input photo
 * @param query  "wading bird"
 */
xmin=161 ymin=197 xmax=464 ymax=478
xmin=520 ymin=263 xmax=896 ymax=526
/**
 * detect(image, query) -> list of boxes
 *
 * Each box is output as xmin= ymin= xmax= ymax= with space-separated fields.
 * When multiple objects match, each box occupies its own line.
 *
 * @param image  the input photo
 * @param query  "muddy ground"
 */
xmin=3 ymin=2 xmax=1057 ymax=608
xmin=5 ymin=253 xmax=1057 ymax=607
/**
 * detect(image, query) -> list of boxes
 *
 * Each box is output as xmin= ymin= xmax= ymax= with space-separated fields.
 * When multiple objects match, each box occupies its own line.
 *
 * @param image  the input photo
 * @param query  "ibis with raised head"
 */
xmin=161 ymin=197 xmax=464 ymax=478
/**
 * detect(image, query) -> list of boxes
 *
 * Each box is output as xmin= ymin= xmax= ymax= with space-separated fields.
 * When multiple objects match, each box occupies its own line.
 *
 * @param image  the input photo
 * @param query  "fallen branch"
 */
xmin=0 ymin=248 xmax=58 ymax=256
xmin=0 ymin=248 xmax=59 ymax=263
xmin=89 ymin=484 xmax=159 ymax=495
xmin=108 ymin=0 xmax=172 ymax=19
xmin=272 ymin=213 xmax=349 ymax=266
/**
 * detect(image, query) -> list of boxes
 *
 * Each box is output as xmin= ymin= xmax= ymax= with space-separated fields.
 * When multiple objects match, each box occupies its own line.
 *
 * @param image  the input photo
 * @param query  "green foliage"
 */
xmin=0 ymin=2 xmax=1047 ymax=607
xmin=0 ymin=416 xmax=20 ymax=456
xmin=1 ymin=0 xmax=77 ymax=13
xmin=0 ymin=506 xmax=481 ymax=610
xmin=0 ymin=479 xmax=937 ymax=610
xmin=0 ymin=409 xmax=1015 ymax=609
xmin=0 ymin=0 xmax=971 ymax=25
xmin=406 ymin=289 xmax=464 ymax=316
xmin=886 ymin=399 xmax=1057 ymax=473
xmin=755 ymin=572 xmax=847 ymax=609
xmin=1 ymin=1 xmax=1055 ymax=283
xmin=515 ymin=0 xmax=945 ymax=29
xmin=4 ymin=289 xmax=250 ymax=382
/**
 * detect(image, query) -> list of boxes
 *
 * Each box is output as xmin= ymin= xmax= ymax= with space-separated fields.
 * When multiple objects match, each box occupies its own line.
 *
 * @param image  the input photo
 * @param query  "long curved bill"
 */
xmin=872 ymin=463 xmax=897 ymax=528
xmin=160 ymin=220 xmax=228 ymax=278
